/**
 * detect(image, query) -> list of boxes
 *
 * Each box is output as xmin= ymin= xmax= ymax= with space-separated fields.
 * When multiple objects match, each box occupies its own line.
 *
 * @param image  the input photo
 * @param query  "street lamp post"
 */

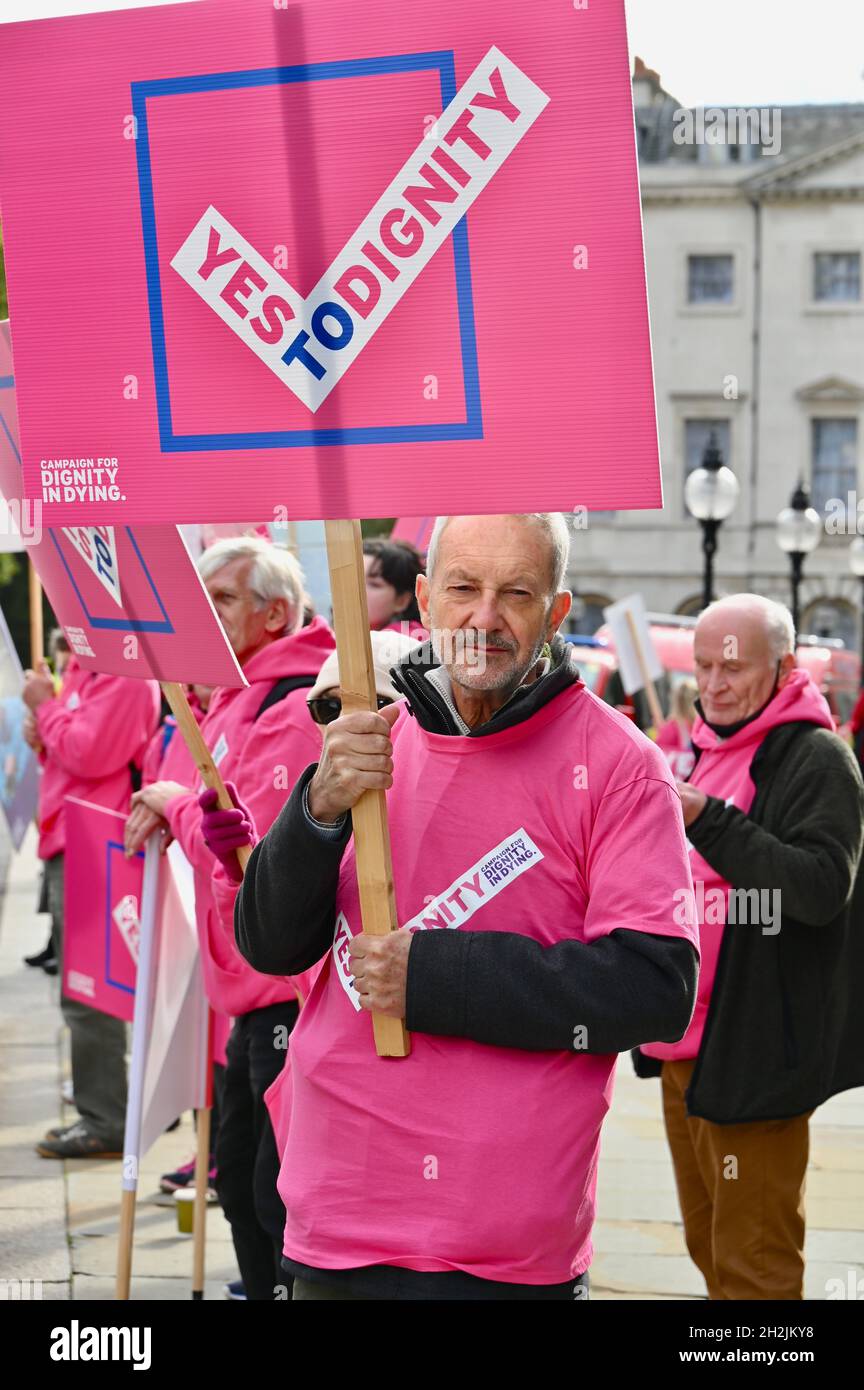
xmin=849 ymin=537 xmax=864 ymax=668
xmin=775 ymin=482 xmax=822 ymax=635
xmin=684 ymin=432 xmax=740 ymax=610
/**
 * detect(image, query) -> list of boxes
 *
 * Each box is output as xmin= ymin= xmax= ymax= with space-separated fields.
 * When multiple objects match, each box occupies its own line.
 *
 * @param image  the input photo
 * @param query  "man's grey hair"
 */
xmin=426 ymin=514 xmax=571 ymax=594
xmin=700 ymin=593 xmax=796 ymax=661
xmin=198 ymin=537 xmax=306 ymax=634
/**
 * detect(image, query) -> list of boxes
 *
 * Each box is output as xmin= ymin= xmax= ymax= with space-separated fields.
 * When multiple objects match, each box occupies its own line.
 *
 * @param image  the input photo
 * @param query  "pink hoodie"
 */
xmin=643 ymin=667 xmax=834 ymax=1061
xmin=140 ymin=691 xmax=233 ymax=1066
xmin=34 ymin=660 xmax=160 ymax=861
xmin=165 ymin=617 xmax=335 ymax=1018
xmin=140 ymin=689 xmax=207 ymax=785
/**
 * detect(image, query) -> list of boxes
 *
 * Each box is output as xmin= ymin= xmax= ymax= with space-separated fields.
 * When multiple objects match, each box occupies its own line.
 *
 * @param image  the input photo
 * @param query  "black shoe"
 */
xmin=24 ymin=941 xmax=55 ymax=968
xmin=36 ymin=1122 xmax=123 ymax=1160
xmin=42 ymin=958 xmax=59 ymax=976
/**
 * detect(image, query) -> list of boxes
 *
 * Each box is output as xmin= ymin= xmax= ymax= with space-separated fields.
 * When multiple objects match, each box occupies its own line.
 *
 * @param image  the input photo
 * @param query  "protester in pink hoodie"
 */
xmin=128 ymin=537 xmax=334 ymax=1301
xmin=638 ymin=594 xmax=864 ymax=1301
xmin=22 ymin=655 xmax=159 ymax=1159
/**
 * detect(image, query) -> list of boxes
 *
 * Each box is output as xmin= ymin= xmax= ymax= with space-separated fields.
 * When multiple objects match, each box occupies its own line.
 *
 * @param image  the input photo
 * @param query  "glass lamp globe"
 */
xmin=850 ymin=536 xmax=864 ymax=577
xmin=685 ymin=465 xmax=740 ymax=522
xmin=775 ymin=505 xmax=822 ymax=555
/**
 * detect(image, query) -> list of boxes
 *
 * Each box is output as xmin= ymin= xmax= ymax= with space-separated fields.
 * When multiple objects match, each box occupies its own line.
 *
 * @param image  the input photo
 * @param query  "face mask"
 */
xmin=695 ymin=661 xmax=782 ymax=739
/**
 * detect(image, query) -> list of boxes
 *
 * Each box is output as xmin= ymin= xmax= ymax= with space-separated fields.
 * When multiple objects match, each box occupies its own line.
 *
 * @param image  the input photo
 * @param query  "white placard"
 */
xmin=602 ymin=594 xmax=664 ymax=696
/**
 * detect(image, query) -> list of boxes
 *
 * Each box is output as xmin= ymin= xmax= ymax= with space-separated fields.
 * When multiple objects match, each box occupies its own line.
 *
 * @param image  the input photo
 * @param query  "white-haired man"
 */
xmin=235 ymin=513 xmax=699 ymax=1301
xmin=636 ymin=593 xmax=864 ymax=1300
xmin=126 ymin=537 xmax=334 ymax=1299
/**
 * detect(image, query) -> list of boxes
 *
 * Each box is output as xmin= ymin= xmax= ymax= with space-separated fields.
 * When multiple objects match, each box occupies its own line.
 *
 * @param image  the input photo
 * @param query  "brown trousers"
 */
xmin=661 ymin=1059 xmax=811 ymax=1300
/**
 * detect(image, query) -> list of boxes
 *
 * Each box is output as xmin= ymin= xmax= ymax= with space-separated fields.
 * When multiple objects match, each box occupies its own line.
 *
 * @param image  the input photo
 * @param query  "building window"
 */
xmin=684 ymin=419 xmax=731 ymax=513
xmin=687 ymin=254 xmax=734 ymax=304
xmin=811 ymin=419 xmax=858 ymax=516
xmin=813 ymin=252 xmax=861 ymax=303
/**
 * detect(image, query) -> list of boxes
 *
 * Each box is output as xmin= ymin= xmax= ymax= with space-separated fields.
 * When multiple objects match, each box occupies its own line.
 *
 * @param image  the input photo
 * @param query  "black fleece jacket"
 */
xmin=235 ymin=634 xmax=698 ymax=1056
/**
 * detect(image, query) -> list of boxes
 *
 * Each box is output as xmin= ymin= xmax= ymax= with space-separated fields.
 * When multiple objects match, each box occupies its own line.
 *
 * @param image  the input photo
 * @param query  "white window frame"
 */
xmin=804 ymin=245 xmax=864 ymax=315
xmin=808 ymin=414 xmax=860 ymax=533
xmin=680 ymin=246 xmax=743 ymax=315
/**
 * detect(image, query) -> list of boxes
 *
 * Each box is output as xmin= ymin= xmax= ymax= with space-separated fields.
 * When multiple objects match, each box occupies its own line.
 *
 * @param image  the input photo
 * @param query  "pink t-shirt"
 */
xmin=270 ymin=682 xmax=697 ymax=1284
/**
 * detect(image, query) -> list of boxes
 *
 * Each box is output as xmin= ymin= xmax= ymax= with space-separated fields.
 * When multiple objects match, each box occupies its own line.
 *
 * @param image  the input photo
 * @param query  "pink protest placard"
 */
xmin=391 ymin=517 xmax=434 ymax=553
xmin=0 ymin=0 xmax=660 ymax=525
xmin=63 ymin=799 xmax=142 ymax=1021
xmin=0 ymin=323 xmax=245 ymax=687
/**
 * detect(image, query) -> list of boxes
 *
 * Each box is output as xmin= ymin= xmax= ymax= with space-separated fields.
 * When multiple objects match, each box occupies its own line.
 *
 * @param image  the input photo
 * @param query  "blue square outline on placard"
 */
xmin=105 ymin=840 xmax=142 ymax=998
xmin=50 ymin=528 xmax=175 ymax=634
xmin=131 ymin=51 xmax=484 ymax=452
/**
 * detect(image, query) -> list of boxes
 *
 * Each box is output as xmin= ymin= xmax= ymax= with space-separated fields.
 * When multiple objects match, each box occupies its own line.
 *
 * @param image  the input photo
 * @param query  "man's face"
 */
xmin=693 ymin=608 xmax=789 ymax=725
xmin=416 ymin=516 xmax=571 ymax=694
xmin=205 ymin=557 xmax=278 ymax=663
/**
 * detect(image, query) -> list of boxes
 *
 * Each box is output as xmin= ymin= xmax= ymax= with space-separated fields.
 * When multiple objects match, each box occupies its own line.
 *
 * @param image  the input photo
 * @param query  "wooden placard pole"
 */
xmin=324 ymin=520 xmax=410 ymax=1059
xmin=191 ymin=1106 xmax=211 ymax=1299
xmin=160 ymin=681 xmax=251 ymax=873
xmin=116 ymin=1189 xmax=136 ymax=1302
xmin=624 ymin=609 xmax=665 ymax=732
xmin=191 ymin=1006 xmax=214 ymax=1299
xmin=28 ymin=558 xmax=44 ymax=668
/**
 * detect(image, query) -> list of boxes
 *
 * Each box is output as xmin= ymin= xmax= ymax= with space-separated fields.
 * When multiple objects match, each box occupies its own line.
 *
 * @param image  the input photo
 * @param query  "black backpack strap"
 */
xmin=253 ymin=674 xmax=317 ymax=722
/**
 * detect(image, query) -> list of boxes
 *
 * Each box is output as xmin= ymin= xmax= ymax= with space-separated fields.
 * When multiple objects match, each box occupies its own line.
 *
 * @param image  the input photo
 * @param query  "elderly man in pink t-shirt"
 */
xmin=235 ymin=513 xmax=700 ymax=1301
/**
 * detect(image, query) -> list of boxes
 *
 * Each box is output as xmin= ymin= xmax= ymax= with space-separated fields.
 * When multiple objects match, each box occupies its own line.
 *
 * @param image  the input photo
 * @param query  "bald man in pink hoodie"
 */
xmin=637 ymin=593 xmax=864 ymax=1300
xmin=25 ymin=658 xmax=160 ymax=1159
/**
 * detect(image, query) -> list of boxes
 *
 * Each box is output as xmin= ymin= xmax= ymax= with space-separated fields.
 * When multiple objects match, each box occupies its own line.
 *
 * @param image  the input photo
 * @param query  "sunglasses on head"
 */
xmin=308 ymin=694 xmax=394 ymax=725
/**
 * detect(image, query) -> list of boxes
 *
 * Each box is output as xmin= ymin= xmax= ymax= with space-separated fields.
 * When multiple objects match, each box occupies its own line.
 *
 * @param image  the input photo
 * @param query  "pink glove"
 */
xmin=198 ymin=782 xmax=257 ymax=884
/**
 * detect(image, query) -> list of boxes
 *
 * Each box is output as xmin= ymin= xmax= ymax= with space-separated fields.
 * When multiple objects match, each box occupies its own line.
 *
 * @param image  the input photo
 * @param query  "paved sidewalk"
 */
xmin=1 ymin=828 xmax=862 ymax=1301
xmin=592 ymin=1067 xmax=864 ymax=1300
